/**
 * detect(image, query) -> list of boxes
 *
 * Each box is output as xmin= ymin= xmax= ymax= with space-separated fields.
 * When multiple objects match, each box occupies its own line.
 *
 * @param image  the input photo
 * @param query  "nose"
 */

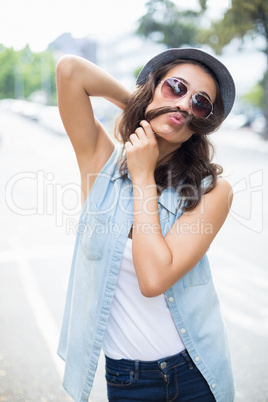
xmin=174 ymin=93 xmax=192 ymax=114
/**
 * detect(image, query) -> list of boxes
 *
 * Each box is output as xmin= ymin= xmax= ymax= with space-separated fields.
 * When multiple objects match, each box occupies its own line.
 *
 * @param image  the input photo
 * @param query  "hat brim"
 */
xmin=136 ymin=48 xmax=236 ymax=120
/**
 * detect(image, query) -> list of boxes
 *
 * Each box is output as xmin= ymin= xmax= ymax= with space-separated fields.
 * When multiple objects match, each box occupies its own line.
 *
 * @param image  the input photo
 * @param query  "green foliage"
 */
xmin=243 ymin=81 xmax=265 ymax=110
xmin=199 ymin=0 xmax=207 ymax=12
xmin=0 ymin=44 xmax=57 ymax=104
xmin=136 ymin=0 xmax=206 ymax=48
xmin=197 ymin=0 xmax=268 ymax=133
xmin=0 ymin=47 xmax=17 ymax=99
xmin=198 ymin=0 xmax=268 ymax=54
xmin=134 ymin=65 xmax=144 ymax=80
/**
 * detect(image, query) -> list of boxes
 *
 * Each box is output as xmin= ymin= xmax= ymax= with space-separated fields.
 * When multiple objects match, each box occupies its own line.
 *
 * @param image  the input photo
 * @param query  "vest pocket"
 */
xmin=79 ymin=202 xmax=113 ymax=260
xmin=182 ymin=255 xmax=211 ymax=287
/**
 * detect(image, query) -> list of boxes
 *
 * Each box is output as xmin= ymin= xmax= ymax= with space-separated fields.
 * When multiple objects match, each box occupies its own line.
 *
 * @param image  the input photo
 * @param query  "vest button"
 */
xmin=160 ymin=362 xmax=167 ymax=369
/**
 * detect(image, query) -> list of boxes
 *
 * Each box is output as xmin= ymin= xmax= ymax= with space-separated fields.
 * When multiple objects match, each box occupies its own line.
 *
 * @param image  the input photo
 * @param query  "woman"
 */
xmin=56 ymin=47 xmax=236 ymax=402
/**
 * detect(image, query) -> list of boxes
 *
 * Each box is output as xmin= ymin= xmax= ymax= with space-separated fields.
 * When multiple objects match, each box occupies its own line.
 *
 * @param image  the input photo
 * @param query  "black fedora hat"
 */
xmin=136 ymin=47 xmax=236 ymax=120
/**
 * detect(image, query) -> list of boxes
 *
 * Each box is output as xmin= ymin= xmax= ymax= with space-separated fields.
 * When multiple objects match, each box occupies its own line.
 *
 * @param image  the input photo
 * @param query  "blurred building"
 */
xmin=48 ymin=30 xmax=165 ymax=89
xmin=47 ymin=31 xmax=165 ymax=125
xmin=48 ymin=32 xmax=97 ymax=63
xmin=97 ymin=32 xmax=165 ymax=88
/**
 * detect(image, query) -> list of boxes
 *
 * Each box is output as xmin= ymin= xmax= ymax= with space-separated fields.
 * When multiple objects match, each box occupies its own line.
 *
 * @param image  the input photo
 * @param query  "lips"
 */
xmin=168 ymin=112 xmax=185 ymax=127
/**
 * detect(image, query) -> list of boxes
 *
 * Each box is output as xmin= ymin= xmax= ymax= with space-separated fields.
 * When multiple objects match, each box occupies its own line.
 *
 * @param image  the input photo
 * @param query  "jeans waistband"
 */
xmin=105 ymin=349 xmax=194 ymax=374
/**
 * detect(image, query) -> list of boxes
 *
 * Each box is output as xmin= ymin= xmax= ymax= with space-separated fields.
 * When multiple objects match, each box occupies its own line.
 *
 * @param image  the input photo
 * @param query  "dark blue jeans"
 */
xmin=105 ymin=350 xmax=216 ymax=401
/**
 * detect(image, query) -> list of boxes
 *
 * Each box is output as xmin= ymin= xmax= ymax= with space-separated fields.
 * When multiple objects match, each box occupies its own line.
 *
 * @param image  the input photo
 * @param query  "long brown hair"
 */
xmin=114 ymin=59 xmax=225 ymax=212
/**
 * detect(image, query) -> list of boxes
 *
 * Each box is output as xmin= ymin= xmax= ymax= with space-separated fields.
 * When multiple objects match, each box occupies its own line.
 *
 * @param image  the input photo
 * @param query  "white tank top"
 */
xmin=102 ymin=238 xmax=185 ymax=361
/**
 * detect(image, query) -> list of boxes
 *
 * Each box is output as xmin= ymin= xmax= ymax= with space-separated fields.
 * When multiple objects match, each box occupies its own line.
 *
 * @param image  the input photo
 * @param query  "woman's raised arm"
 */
xmin=56 ymin=55 xmax=130 ymax=195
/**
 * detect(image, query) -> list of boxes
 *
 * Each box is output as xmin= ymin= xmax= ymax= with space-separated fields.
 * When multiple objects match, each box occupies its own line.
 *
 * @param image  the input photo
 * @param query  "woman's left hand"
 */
xmin=125 ymin=120 xmax=159 ymax=184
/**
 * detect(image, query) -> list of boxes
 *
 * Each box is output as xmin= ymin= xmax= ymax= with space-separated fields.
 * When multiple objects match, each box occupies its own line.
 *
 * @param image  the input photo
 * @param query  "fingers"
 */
xmin=139 ymin=120 xmax=155 ymax=140
xmin=127 ymin=127 xmax=146 ymax=147
xmin=126 ymin=120 xmax=157 ymax=154
xmin=128 ymin=121 xmax=155 ymax=144
xmin=125 ymin=120 xmax=159 ymax=180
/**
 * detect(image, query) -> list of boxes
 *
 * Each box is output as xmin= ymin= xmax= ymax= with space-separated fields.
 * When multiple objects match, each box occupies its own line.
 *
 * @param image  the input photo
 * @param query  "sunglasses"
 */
xmin=160 ymin=78 xmax=213 ymax=119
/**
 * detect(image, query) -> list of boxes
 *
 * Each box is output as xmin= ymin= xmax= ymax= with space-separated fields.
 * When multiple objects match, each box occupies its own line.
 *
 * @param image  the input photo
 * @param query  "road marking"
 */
xmin=1 ymin=244 xmax=94 ymax=400
xmin=15 ymin=246 xmax=65 ymax=379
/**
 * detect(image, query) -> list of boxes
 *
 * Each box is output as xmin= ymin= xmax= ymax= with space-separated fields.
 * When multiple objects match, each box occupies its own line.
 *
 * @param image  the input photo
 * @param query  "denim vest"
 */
xmin=58 ymin=145 xmax=235 ymax=402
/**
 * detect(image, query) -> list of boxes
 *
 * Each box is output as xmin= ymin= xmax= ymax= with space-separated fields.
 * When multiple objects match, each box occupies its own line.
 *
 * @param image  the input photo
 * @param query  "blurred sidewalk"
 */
xmin=212 ymin=126 xmax=268 ymax=154
xmin=1 ymin=99 xmax=268 ymax=155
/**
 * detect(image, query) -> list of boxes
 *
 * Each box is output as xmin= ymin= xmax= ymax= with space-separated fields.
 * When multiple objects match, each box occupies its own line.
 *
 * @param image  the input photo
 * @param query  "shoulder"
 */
xmin=200 ymin=177 xmax=233 ymax=221
xmin=212 ymin=177 xmax=233 ymax=204
xmin=183 ymin=176 xmax=233 ymax=221
xmin=199 ymin=175 xmax=233 ymax=210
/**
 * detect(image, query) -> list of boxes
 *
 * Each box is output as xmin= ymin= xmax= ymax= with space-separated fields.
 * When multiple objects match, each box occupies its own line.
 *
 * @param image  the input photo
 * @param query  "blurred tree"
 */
xmin=136 ymin=0 xmax=206 ymax=48
xmin=0 ymin=47 xmax=17 ymax=99
xmin=136 ymin=0 xmax=268 ymax=137
xmin=243 ymin=81 xmax=264 ymax=111
xmin=0 ymin=45 xmax=57 ymax=104
xmin=199 ymin=0 xmax=268 ymax=137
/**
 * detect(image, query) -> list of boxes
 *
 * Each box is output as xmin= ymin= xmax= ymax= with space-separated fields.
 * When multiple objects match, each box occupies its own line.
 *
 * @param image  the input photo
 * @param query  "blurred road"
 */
xmin=0 ymin=108 xmax=267 ymax=402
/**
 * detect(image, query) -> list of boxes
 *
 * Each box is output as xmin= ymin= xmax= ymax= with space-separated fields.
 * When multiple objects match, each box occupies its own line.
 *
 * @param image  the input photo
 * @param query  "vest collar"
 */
xmin=158 ymin=187 xmax=181 ymax=215
xmin=111 ymin=168 xmax=181 ymax=215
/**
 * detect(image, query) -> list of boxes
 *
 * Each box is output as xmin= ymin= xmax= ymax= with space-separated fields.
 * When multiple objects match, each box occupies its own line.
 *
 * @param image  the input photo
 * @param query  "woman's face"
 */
xmin=145 ymin=63 xmax=217 ymax=149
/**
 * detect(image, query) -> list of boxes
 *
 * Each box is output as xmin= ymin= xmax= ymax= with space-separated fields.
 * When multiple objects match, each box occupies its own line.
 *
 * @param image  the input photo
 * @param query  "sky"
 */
xmin=1 ymin=0 xmax=146 ymax=52
xmin=0 ymin=0 xmax=266 ymax=94
xmin=1 ymin=0 xmax=230 ymax=52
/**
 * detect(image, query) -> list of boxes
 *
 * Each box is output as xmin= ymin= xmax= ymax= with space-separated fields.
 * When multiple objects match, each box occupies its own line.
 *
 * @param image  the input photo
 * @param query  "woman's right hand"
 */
xmin=125 ymin=120 xmax=159 ymax=185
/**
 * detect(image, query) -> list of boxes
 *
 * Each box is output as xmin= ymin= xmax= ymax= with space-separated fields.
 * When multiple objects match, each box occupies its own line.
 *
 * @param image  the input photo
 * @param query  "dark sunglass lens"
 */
xmin=192 ymin=94 xmax=212 ymax=118
xmin=162 ymin=79 xmax=187 ymax=99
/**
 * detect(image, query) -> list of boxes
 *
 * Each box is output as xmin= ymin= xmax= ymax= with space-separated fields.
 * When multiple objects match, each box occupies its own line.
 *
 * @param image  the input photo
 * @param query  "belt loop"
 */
xmin=134 ymin=360 xmax=139 ymax=380
xmin=182 ymin=350 xmax=194 ymax=370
